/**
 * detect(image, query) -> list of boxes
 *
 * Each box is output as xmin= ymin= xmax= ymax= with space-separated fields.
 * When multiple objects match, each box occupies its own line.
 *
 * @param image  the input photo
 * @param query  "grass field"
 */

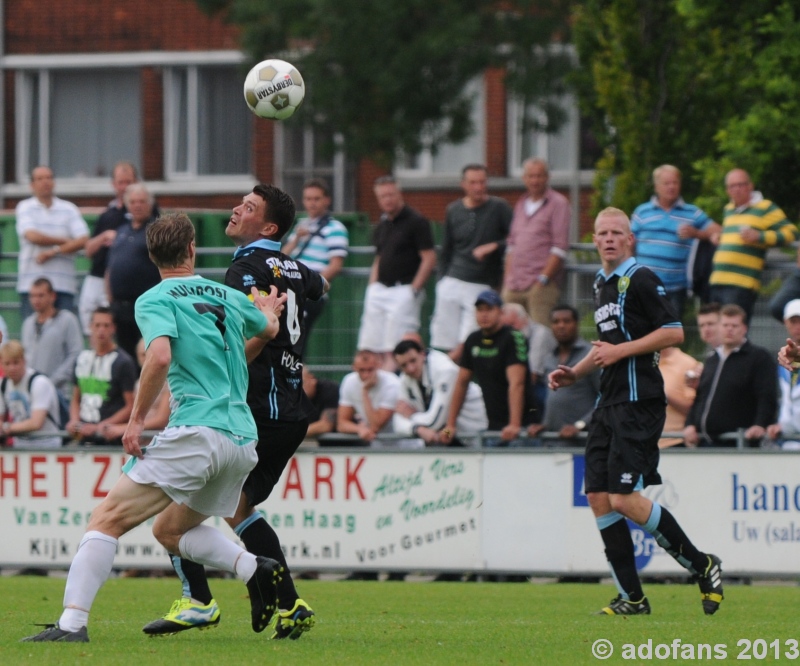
xmin=4 ymin=577 xmax=799 ymax=664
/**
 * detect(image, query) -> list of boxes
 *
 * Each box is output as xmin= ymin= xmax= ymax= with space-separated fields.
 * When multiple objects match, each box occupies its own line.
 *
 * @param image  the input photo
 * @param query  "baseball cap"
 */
xmin=475 ymin=290 xmax=503 ymax=308
xmin=784 ymin=299 xmax=800 ymax=320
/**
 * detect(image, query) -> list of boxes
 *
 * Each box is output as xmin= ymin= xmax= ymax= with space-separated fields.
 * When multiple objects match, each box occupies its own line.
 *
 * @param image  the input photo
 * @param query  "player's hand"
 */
xmin=122 ymin=420 xmax=145 ymax=458
xmin=251 ymin=285 xmax=287 ymax=316
xmin=548 ymin=365 xmax=576 ymax=390
xmin=591 ymin=340 xmax=623 ymax=368
xmin=778 ymin=338 xmax=800 ymax=371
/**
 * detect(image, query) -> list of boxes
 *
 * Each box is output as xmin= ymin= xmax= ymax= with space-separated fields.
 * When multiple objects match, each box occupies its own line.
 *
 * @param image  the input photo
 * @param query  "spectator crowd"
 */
xmin=2 ymin=159 xmax=799 ymax=451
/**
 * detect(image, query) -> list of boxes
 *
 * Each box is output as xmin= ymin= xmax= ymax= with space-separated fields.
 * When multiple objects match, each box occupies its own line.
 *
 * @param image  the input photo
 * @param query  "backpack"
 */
xmin=0 ymin=372 xmax=67 ymax=429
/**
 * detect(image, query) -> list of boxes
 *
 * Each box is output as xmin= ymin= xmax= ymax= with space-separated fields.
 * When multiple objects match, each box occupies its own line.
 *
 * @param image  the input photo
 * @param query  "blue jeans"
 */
xmin=708 ymin=285 xmax=757 ymax=323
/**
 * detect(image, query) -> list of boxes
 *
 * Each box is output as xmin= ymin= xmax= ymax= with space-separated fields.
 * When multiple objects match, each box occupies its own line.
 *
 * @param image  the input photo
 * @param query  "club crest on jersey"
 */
xmin=618 ymin=276 xmax=630 ymax=293
xmin=242 ymin=274 xmax=256 ymax=287
xmin=272 ymin=264 xmax=282 ymax=278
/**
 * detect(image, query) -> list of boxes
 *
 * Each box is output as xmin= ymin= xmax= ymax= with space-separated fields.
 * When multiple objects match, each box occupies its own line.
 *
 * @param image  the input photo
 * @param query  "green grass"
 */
xmin=5 ymin=577 xmax=799 ymax=664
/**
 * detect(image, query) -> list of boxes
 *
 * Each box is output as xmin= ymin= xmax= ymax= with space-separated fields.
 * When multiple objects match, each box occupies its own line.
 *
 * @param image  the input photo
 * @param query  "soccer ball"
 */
xmin=243 ymin=59 xmax=305 ymax=120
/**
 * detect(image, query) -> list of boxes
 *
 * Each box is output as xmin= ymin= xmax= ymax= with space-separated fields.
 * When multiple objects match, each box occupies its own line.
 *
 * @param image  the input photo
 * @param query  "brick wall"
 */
xmin=5 ymin=0 xmax=240 ymax=54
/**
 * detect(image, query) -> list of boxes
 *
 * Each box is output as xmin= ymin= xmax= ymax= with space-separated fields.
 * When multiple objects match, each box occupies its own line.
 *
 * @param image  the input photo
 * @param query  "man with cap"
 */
xmin=440 ymin=289 xmax=536 ymax=446
xmin=768 ymin=299 xmax=800 ymax=449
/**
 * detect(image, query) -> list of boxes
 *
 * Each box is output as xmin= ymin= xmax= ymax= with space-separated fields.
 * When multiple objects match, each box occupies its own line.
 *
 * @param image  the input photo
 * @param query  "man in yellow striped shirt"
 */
xmin=709 ymin=168 xmax=797 ymax=322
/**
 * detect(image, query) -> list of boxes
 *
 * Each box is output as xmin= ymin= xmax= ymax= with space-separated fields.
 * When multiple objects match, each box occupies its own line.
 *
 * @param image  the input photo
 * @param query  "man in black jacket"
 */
xmin=684 ymin=303 xmax=778 ymax=447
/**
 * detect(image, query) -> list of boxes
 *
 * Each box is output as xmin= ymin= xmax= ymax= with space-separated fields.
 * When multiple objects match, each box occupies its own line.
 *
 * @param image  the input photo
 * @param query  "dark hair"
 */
xmin=91 ymin=306 xmax=114 ymax=321
xmin=550 ymin=304 xmax=579 ymax=322
xmin=252 ymin=184 xmax=296 ymax=240
xmin=302 ymin=177 xmax=330 ymax=197
xmin=146 ymin=212 xmax=195 ymax=268
xmin=31 ymin=277 xmax=54 ymax=292
xmin=461 ymin=163 xmax=487 ymax=177
xmin=393 ymin=339 xmax=424 ymax=356
xmin=698 ymin=302 xmax=722 ymax=316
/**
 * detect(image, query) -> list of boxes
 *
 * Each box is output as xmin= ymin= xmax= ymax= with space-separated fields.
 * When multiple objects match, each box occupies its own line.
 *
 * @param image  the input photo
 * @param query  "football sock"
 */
xmin=171 ymin=553 xmax=213 ymax=605
xmin=178 ymin=524 xmax=257 ymax=583
xmin=236 ymin=513 xmax=298 ymax=608
xmin=639 ymin=502 xmax=707 ymax=575
xmin=597 ymin=512 xmax=644 ymax=601
xmin=60 ymin=530 xmax=118 ymax=631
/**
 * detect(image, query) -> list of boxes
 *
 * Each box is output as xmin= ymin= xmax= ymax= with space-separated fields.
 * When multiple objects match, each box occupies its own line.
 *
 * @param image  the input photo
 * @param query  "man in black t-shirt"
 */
xmin=144 ymin=185 xmax=326 ymax=640
xmin=549 ymin=207 xmax=723 ymax=617
xmin=440 ymin=290 xmax=535 ymax=446
xmin=357 ymin=176 xmax=436 ymax=364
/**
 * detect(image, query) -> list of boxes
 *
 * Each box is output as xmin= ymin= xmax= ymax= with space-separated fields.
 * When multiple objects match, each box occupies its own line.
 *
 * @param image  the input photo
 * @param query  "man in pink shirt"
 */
xmin=502 ymin=158 xmax=571 ymax=326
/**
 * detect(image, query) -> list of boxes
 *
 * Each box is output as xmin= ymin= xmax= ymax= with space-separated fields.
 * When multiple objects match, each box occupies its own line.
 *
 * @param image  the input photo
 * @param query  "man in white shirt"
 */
xmin=16 ymin=166 xmax=89 ymax=319
xmin=0 ymin=340 xmax=62 ymax=449
xmin=392 ymin=339 xmax=487 ymax=446
xmin=337 ymin=350 xmax=399 ymax=446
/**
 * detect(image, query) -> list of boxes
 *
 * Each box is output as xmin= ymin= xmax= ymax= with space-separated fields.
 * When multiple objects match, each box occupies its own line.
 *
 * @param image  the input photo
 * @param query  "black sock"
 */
xmin=641 ymin=503 xmax=707 ymax=574
xmin=238 ymin=516 xmax=298 ymax=608
xmin=598 ymin=513 xmax=644 ymax=601
xmin=170 ymin=553 xmax=213 ymax=605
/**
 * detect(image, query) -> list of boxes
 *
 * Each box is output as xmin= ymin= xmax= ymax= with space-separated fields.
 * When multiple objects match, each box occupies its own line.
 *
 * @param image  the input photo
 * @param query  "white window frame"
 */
xmin=4 ymin=50 xmax=254 ymax=199
xmin=273 ymin=124 xmax=348 ymax=212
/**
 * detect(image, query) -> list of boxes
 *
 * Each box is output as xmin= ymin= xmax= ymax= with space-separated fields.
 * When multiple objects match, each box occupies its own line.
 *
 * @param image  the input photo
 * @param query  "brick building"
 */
xmin=1 ymin=0 xmax=595 ymax=232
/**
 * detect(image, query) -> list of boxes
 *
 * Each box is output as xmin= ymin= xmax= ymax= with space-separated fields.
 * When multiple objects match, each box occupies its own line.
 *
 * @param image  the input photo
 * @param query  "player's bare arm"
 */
xmin=123 ymin=336 xmax=171 ymax=459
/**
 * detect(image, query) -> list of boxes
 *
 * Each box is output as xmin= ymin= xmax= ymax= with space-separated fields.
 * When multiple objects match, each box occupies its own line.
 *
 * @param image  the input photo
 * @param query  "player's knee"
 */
xmin=608 ymin=492 xmax=636 ymax=516
xmin=586 ymin=491 xmax=612 ymax=515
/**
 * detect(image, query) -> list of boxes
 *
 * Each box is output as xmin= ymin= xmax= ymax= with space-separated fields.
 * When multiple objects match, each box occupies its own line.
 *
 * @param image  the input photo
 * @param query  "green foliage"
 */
xmin=196 ymin=0 xmax=574 ymax=166
xmin=575 ymin=0 xmax=800 ymax=221
xmin=572 ymin=0 xmax=732 ymax=216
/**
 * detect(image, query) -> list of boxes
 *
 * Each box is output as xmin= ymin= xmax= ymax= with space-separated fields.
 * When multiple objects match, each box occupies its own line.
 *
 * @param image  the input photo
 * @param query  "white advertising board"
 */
xmin=1 ymin=449 xmax=798 ymax=575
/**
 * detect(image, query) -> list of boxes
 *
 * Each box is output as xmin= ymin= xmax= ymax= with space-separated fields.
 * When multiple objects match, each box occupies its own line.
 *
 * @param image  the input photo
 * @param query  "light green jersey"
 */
xmin=135 ymin=275 xmax=267 ymax=440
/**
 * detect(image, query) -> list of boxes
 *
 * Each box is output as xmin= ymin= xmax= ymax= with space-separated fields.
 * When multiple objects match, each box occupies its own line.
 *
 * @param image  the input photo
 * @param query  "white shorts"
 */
xmin=429 ymin=276 xmax=490 ymax=350
xmin=79 ymin=275 xmax=109 ymax=335
xmin=123 ymin=426 xmax=257 ymax=518
xmin=356 ymin=282 xmax=424 ymax=353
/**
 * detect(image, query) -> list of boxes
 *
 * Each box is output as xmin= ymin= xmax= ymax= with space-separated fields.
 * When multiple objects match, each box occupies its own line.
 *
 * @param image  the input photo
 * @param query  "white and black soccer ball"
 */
xmin=243 ymin=58 xmax=305 ymax=120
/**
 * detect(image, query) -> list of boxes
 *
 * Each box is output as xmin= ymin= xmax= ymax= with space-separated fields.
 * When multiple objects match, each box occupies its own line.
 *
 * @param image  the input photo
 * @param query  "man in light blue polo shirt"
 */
xmin=631 ymin=165 xmax=720 ymax=317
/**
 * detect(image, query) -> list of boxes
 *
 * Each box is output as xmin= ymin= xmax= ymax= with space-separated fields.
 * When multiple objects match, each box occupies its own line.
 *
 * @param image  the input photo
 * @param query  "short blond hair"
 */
xmin=0 ymin=340 xmax=25 ymax=362
xmin=594 ymin=207 xmax=631 ymax=232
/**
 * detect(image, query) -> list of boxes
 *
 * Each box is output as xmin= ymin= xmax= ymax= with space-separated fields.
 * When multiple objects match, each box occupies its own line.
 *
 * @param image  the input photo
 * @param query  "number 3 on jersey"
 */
xmin=249 ymin=288 xmax=301 ymax=345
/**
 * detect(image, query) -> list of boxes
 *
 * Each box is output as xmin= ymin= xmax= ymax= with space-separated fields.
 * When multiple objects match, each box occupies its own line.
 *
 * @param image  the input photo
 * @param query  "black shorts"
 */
xmin=584 ymin=399 xmax=665 ymax=495
xmin=242 ymin=418 xmax=309 ymax=507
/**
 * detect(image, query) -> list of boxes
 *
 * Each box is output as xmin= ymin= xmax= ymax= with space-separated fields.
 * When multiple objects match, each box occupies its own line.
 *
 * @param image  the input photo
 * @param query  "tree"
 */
xmin=571 ymin=0 xmax=740 ymax=216
xmin=683 ymin=1 xmax=800 ymax=220
xmin=196 ymin=0 xmax=574 ymax=165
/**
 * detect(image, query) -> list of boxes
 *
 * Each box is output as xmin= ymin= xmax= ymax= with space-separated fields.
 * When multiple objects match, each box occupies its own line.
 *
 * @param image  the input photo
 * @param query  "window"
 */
xmin=394 ymin=78 xmax=485 ymax=177
xmin=164 ymin=65 xmax=252 ymax=178
xmin=507 ymin=93 xmax=580 ymax=176
xmin=15 ymin=69 xmax=141 ymax=180
xmin=274 ymin=124 xmax=353 ymax=212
